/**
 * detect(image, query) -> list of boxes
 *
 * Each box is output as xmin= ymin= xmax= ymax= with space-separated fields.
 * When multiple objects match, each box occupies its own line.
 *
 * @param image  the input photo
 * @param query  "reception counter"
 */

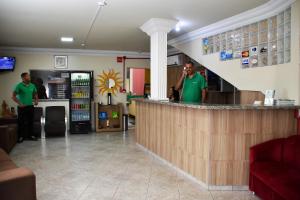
xmin=135 ymin=99 xmax=299 ymax=190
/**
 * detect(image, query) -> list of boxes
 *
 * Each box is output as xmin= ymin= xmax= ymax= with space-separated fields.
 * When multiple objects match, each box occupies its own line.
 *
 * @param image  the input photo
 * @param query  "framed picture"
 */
xmin=54 ymin=56 xmax=68 ymax=69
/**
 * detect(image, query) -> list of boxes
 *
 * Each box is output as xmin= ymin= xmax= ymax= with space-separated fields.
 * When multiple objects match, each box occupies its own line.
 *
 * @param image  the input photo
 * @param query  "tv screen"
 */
xmin=0 ymin=57 xmax=16 ymax=71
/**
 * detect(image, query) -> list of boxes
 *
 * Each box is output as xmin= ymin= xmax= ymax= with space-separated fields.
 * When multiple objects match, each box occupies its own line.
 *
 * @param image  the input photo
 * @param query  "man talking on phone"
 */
xmin=175 ymin=61 xmax=207 ymax=103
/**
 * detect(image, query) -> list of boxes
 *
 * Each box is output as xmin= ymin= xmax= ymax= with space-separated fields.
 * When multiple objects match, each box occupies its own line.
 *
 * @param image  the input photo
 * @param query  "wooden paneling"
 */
xmin=135 ymin=101 xmax=297 ymax=187
xmin=239 ymin=90 xmax=265 ymax=105
xmin=145 ymin=69 xmax=150 ymax=84
xmin=167 ymin=67 xmax=181 ymax=94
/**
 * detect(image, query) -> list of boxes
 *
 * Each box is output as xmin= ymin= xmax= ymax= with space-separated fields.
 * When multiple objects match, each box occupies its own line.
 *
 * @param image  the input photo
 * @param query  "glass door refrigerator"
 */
xmin=70 ymin=71 xmax=93 ymax=134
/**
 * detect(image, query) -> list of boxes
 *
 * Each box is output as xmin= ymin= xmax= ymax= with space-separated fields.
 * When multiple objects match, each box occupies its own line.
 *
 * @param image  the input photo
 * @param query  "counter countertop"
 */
xmin=134 ymin=98 xmax=300 ymax=110
xmin=39 ymin=99 xmax=69 ymax=102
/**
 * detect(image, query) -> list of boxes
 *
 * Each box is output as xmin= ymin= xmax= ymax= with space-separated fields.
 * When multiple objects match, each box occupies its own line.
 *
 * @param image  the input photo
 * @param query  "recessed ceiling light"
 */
xmin=61 ymin=37 xmax=74 ymax=42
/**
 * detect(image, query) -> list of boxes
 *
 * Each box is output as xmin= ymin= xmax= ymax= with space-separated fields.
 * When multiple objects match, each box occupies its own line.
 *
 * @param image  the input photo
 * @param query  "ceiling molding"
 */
xmin=0 ymin=46 xmax=150 ymax=58
xmin=167 ymin=47 xmax=181 ymax=56
xmin=0 ymin=46 xmax=181 ymax=57
xmin=140 ymin=18 xmax=178 ymax=36
xmin=168 ymin=0 xmax=295 ymax=46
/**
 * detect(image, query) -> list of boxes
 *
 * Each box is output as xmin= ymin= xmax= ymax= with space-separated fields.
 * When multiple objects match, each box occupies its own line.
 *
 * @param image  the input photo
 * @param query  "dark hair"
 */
xmin=21 ymin=72 xmax=28 ymax=78
xmin=36 ymin=78 xmax=43 ymax=85
xmin=171 ymin=86 xmax=180 ymax=101
xmin=186 ymin=61 xmax=194 ymax=66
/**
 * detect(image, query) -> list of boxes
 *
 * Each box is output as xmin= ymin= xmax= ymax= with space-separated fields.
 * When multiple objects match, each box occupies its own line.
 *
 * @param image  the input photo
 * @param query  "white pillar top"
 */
xmin=140 ymin=18 xmax=178 ymax=36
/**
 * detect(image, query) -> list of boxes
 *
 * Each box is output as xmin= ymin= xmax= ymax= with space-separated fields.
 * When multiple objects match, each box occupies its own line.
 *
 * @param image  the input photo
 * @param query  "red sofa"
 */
xmin=249 ymin=135 xmax=300 ymax=200
xmin=0 ymin=148 xmax=36 ymax=200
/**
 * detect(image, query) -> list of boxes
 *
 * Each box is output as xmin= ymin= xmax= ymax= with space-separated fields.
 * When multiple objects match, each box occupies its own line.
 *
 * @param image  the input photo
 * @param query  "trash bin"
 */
xmin=123 ymin=114 xmax=128 ymax=131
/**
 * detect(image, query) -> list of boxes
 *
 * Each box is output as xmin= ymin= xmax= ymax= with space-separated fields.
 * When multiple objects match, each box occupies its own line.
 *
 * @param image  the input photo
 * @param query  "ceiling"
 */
xmin=0 ymin=0 xmax=269 ymax=52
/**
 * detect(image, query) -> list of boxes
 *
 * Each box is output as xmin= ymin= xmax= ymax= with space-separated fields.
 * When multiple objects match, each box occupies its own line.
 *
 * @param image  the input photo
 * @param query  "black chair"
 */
xmin=33 ymin=107 xmax=43 ymax=137
xmin=44 ymin=106 xmax=66 ymax=137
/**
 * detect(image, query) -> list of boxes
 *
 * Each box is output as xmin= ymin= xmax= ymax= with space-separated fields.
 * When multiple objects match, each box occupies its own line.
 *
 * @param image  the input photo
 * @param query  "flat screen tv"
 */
xmin=0 ymin=57 xmax=16 ymax=71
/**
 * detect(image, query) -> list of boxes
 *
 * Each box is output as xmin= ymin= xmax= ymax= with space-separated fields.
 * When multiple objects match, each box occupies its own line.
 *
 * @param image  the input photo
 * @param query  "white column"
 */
xmin=140 ymin=18 xmax=177 ymax=100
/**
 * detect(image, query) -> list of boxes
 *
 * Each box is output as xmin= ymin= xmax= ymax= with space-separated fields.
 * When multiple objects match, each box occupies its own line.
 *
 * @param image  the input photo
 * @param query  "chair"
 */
xmin=33 ymin=107 xmax=43 ymax=137
xmin=0 ymin=117 xmax=18 ymax=153
xmin=44 ymin=106 xmax=66 ymax=137
xmin=0 ymin=148 xmax=37 ymax=200
xmin=249 ymin=135 xmax=300 ymax=200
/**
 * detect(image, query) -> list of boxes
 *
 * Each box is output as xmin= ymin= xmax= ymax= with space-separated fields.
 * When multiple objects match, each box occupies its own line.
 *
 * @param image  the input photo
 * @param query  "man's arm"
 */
xmin=33 ymin=85 xmax=38 ymax=105
xmin=34 ymin=93 xmax=38 ymax=105
xmin=175 ymin=71 xmax=186 ymax=91
xmin=201 ymin=74 xmax=208 ymax=103
xmin=202 ymin=88 xmax=207 ymax=103
xmin=12 ymin=91 xmax=24 ymax=107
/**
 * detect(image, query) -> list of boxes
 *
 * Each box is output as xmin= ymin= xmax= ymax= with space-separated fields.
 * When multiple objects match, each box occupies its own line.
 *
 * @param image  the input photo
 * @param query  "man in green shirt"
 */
xmin=12 ymin=72 xmax=38 ymax=142
xmin=175 ymin=61 xmax=207 ymax=103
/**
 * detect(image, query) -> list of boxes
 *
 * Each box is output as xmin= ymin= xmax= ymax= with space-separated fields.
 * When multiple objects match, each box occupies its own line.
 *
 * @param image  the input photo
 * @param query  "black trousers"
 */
xmin=18 ymin=105 xmax=34 ymax=139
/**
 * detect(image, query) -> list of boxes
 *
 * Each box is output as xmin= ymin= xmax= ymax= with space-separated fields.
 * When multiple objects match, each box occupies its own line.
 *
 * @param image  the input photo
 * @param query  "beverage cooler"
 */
xmin=69 ymin=71 xmax=93 ymax=134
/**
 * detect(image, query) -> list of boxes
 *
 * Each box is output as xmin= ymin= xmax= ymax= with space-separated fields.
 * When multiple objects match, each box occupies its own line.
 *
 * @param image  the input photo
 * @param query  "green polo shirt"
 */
xmin=182 ymin=72 xmax=207 ymax=103
xmin=14 ymin=82 xmax=37 ymax=106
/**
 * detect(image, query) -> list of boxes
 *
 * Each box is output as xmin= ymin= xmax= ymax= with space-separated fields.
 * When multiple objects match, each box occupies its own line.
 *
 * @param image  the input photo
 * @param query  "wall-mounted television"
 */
xmin=0 ymin=57 xmax=16 ymax=71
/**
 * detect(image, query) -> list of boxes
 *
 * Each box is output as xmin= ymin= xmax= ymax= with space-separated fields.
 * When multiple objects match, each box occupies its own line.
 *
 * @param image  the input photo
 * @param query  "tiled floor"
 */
xmin=10 ymin=130 xmax=260 ymax=200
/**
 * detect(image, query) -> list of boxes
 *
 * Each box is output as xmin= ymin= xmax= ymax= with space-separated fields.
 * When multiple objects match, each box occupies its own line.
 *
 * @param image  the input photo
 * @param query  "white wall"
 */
xmin=172 ymin=1 xmax=300 ymax=103
xmin=0 ymin=51 xmax=150 ymax=111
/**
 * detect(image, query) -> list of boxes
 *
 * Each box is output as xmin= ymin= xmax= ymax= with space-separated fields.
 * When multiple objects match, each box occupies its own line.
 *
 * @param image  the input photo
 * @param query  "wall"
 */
xmin=0 ymin=50 xmax=150 ymax=112
xmin=171 ymin=1 xmax=300 ymax=104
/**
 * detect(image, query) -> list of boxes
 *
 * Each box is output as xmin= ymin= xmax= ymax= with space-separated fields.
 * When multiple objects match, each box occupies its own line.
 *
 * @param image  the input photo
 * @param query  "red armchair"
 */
xmin=249 ymin=135 xmax=300 ymax=200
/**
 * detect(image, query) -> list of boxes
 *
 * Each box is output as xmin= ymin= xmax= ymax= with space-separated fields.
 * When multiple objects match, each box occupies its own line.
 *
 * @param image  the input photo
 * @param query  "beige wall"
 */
xmin=0 ymin=51 xmax=150 ymax=111
xmin=172 ymin=1 xmax=300 ymax=104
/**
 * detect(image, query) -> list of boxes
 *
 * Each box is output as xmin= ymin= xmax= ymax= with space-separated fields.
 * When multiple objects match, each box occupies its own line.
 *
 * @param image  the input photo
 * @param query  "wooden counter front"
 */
xmin=135 ymin=99 xmax=298 ymax=189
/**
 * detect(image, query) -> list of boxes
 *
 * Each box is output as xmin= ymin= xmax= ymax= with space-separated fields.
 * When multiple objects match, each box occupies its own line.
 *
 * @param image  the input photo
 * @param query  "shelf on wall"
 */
xmin=95 ymin=103 xmax=123 ymax=132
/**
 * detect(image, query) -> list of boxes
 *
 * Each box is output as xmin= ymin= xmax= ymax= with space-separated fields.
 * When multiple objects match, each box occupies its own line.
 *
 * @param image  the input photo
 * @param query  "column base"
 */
xmin=149 ymin=97 xmax=169 ymax=101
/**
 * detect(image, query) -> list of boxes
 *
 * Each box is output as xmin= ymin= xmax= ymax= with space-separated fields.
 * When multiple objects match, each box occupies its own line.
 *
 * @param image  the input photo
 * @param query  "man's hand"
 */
xmin=182 ymin=67 xmax=187 ymax=77
xmin=12 ymin=92 xmax=25 ymax=108
xmin=34 ymin=93 xmax=38 ymax=106
xmin=176 ymin=66 xmax=187 ymax=91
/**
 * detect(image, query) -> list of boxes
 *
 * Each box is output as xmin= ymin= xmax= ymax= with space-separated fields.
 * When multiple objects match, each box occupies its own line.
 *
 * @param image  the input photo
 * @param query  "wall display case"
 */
xmin=220 ymin=33 xmax=227 ymax=52
xmin=208 ymin=36 xmax=214 ymax=54
xmin=202 ymin=7 xmax=291 ymax=68
xmin=259 ymin=31 xmax=268 ymax=44
xmin=233 ymin=28 xmax=242 ymax=52
xmin=259 ymin=45 xmax=268 ymax=67
xmin=242 ymin=32 xmax=249 ymax=50
xmin=213 ymin=34 xmax=220 ymax=52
